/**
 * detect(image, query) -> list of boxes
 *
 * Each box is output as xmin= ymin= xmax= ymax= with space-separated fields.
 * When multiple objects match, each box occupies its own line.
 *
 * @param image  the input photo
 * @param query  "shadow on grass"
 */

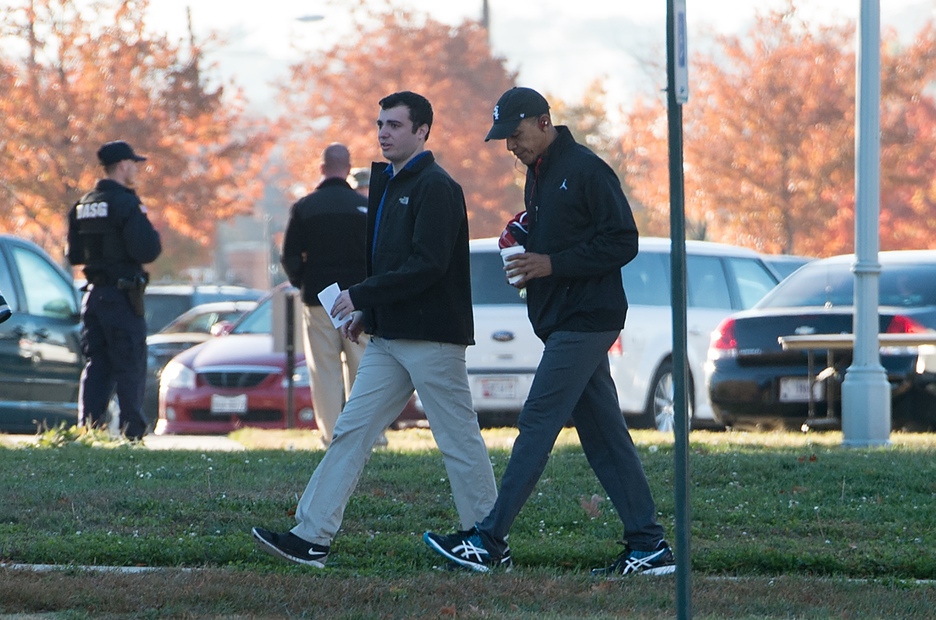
xmin=1 ymin=567 xmax=934 ymax=619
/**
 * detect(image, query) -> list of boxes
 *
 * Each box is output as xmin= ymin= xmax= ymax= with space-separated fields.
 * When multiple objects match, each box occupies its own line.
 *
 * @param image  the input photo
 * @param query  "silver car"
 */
xmin=465 ymin=237 xmax=779 ymax=430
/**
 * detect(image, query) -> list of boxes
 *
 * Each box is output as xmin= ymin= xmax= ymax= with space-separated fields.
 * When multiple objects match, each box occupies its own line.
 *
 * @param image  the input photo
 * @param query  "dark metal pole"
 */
xmin=667 ymin=1 xmax=692 ymax=617
xmin=285 ymin=290 xmax=296 ymax=429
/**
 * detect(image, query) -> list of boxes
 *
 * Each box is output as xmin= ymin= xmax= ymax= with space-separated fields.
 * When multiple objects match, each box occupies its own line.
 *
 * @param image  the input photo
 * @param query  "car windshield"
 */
xmin=232 ymin=297 xmax=273 ymax=334
xmin=145 ymin=295 xmax=191 ymax=334
xmin=160 ymin=308 xmax=245 ymax=334
xmin=757 ymin=262 xmax=936 ymax=309
xmin=471 ymin=251 xmax=526 ymax=305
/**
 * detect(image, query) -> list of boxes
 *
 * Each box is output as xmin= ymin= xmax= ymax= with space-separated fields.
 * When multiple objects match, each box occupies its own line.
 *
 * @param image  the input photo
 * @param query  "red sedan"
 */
xmin=155 ymin=289 xmax=424 ymax=435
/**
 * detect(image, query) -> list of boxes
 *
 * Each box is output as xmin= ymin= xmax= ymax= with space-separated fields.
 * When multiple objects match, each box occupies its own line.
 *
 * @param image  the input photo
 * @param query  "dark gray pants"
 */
xmin=478 ymin=330 xmax=665 ymax=553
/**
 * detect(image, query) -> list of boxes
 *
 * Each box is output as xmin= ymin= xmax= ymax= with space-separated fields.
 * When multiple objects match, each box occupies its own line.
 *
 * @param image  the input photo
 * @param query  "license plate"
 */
xmin=210 ymin=393 xmax=248 ymax=414
xmin=779 ymin=378 xmax=825 ymax=402
xmin=479 ymin=377 xmax=517 ymax=400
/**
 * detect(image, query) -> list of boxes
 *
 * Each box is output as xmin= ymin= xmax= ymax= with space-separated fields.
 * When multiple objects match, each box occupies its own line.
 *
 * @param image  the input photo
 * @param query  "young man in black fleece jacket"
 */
xmin=425 ymin=87 xmax=674 ymax=576
xmin=252 ymin=91 xmax=497 ymax=568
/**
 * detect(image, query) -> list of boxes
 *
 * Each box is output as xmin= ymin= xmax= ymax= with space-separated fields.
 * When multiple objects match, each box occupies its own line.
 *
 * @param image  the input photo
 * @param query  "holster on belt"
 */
xmin=117 ymin=274 xmax=148 ymax=317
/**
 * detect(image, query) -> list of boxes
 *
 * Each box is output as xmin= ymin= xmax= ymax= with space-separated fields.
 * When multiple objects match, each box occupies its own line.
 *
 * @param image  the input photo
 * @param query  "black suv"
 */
xmin=0 ymin=235 xmax=83 ymax=433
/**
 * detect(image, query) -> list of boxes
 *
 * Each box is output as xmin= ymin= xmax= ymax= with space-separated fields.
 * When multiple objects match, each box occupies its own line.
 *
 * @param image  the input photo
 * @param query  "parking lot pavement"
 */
xmin=0 ymin=434 xmax=245 ymax=451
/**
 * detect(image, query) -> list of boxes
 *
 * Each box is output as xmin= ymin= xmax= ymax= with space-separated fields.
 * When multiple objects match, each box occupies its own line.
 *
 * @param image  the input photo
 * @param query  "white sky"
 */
xmin=143 ymin=0 xmax=935 ymax=114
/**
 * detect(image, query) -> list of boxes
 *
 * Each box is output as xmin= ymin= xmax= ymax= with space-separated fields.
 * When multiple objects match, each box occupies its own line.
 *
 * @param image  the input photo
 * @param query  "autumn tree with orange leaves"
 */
xmin=549 ymin=81 xmax=655 ymax=233
xmin=0 ymin=0 xmax=273 ymax=278
xmin=621 ymin=1 xmax=936 ymax=256
xmin=276 ymin=1 xmax=521 ymax=238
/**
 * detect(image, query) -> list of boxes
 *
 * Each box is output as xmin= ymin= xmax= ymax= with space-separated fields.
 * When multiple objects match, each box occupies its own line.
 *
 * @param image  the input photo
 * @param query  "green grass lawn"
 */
xmin=1 ymin=427 xmax=935 ymax=619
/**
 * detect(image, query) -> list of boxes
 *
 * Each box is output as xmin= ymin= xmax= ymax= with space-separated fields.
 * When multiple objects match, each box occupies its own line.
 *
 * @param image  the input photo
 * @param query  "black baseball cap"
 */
xmin=484 ymin=87 xmax=550 ymax=141
xmin=97 ymin=141 xmax=147 ymax=166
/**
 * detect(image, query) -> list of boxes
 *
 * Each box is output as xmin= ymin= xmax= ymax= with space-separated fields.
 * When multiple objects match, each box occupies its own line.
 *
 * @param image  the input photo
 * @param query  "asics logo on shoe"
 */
xmin=619 ymin=548 xmax=668 ymax=574
xmin=451 ymin=538 xmax=490 ymax=563
xmin=592 ymin=541 xmax=675 ymax=578
xmin=423 ymin=530 xmax=510 ymax=573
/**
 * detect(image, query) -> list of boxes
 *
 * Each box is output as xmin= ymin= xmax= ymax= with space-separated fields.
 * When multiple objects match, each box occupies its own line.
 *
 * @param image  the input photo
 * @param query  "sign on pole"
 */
xmin=674 ymin=0 xmax=689 ymax=104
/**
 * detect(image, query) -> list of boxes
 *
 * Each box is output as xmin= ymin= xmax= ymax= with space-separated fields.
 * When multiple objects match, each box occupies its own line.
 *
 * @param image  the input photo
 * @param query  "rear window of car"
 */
xmin=759 ymin=262 xmax=936 ymax=309
xmin=470 ymin=250 xmax=526 ymax=305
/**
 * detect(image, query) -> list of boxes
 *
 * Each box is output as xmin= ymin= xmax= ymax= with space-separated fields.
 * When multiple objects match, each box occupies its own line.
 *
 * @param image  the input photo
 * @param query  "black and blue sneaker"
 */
xmin=251 ymin=527 xmax=329 ymax=568
xmin=423 ymin=526 xmax=512 ymax=573
xmin=592 ymin=540 xmax=676 ymax=577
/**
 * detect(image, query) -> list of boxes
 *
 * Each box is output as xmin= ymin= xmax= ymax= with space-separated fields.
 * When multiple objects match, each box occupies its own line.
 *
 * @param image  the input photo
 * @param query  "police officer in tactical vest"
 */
xmin=67 ymin=140 xmax=161 ymax=440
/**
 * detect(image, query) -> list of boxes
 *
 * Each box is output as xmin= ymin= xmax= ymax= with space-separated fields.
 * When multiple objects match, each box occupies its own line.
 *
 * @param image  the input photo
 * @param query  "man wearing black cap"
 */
xmin=67 ymin=140 xmax=161 ymax=440
xmin=424 ymin=87 xmax=675 ymax=576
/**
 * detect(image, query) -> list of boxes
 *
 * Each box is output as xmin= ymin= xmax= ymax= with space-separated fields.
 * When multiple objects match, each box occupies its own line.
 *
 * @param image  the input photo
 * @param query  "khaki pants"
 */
xmin=292 ymin=337 xmax=498 ymax=546
xmin=301 ymin=304 xmax=371 ymax=445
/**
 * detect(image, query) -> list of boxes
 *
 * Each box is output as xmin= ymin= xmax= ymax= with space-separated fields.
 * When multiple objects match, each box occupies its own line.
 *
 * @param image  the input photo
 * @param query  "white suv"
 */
xmin=466 ymin=237 xmax=779 ymax=430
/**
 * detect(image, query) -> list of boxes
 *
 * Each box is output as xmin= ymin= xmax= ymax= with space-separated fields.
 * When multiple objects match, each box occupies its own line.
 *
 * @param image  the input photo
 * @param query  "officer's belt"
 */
xmin=87 ymin=274 xmax=117 ymax=287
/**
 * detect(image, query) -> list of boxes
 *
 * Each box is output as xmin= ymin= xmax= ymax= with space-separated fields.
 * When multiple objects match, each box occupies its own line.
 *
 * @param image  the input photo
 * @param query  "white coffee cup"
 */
xmin=500 ymin=245 xmax=525 ymax=285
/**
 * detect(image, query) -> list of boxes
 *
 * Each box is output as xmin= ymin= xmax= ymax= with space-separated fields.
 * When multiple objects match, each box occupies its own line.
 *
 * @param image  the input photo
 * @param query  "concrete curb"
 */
xmin=0 ymin=434 xmax=245 ymax=451
xmin=0 ymin=562 xmax=193 ymax=574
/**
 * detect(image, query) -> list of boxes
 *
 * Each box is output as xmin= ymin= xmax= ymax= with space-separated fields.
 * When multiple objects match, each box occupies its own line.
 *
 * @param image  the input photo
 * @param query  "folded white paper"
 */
xmin=317 ymin=282 xmax=351 ymax=329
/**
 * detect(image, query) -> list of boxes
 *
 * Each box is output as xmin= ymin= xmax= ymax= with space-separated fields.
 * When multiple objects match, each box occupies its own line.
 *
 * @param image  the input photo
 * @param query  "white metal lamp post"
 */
xmin=841 ymin=0 xmax=890 ymax=447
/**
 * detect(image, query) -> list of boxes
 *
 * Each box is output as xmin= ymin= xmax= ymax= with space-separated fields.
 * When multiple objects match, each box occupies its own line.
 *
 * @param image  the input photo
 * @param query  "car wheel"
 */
xmin=638 ymin=361 xmax=693 ymax=432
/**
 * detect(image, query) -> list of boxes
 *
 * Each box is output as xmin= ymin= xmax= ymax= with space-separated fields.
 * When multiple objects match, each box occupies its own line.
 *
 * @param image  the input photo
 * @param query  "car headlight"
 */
xmin=160 ymin=360 xmax=196 ymax=391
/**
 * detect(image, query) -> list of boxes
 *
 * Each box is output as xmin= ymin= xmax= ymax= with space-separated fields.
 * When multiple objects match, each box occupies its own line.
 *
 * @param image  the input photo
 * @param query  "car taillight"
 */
xmin=608 ymin=334 xmax=623 ymax=357
xmin=885 ymin=315 xmax=928 ymax=334
xmin=708 ymin=317 xmax=737 ymax=359
xmin=882 ymin=315 xmax=931 ymax=357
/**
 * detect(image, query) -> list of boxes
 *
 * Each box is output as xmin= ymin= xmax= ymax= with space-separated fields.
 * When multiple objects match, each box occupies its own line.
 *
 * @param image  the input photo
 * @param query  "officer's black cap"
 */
xmin=485 ymin=87 xmax=550 ymax=142
xmin=97 ymin=141 xmax=147 ymax=166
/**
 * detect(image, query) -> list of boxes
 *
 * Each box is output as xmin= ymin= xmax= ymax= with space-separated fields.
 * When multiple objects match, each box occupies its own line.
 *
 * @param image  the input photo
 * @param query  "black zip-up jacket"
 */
xmin=523 ymin=126 xmax=639 ymax=340
xmin=66 ymin=179 xmax=161 ymax=283
xmin=348 ymin=151 xmax=474 ymax=345
xmin=280 ymin=177 xmax=368 ymax=306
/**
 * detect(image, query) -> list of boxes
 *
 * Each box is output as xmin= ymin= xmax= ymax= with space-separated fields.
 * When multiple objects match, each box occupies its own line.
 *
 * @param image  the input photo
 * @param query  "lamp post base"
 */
xmin=841 ymin=366 xmax=891 ymax=447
